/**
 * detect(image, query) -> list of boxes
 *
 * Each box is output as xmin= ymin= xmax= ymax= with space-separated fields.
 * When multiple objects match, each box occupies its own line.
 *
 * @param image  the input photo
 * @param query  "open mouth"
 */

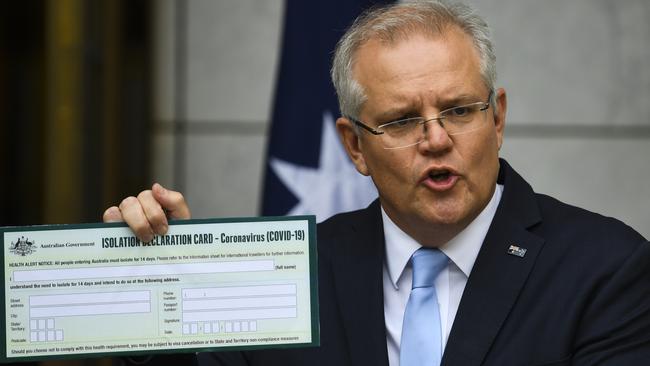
xmin=429 ymin=170 xmax=452 ymax=182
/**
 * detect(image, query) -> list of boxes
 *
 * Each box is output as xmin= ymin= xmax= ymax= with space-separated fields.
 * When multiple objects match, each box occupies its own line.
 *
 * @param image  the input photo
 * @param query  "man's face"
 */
xmin=337 ymin=27 xmax=507 ymax=246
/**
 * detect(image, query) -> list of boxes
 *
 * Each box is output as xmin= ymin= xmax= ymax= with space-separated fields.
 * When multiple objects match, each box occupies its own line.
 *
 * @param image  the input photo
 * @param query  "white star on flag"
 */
xmin=270 ymin=110 xmax=378 ymax=222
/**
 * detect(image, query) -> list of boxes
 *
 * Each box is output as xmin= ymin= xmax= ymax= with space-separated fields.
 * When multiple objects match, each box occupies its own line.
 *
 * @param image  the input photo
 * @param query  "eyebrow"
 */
xmin=437 ymin=93 xmax=483 ymax=107
xmin=374 ymin=107 xmax=415 ymax=121
xmin=372 ymin=93 xmax=484 ymax=121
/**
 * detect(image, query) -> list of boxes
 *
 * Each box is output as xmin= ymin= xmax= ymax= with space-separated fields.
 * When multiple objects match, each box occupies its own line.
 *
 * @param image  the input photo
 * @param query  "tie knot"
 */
xmin=411 ymin=248 xmax=448 ymax=289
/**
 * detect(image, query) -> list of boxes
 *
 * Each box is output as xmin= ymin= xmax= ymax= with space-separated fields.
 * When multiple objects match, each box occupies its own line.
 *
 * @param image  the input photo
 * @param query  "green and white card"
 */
xmin=1 ymin=216 xmax=319 ymax=363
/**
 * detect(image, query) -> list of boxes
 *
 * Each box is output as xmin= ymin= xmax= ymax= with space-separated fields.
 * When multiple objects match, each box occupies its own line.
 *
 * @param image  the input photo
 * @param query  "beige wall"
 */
xmin=474 ymin=0 xmax=650 ymax=238
xmin=152 ymin=0 xmax=650 ymax=238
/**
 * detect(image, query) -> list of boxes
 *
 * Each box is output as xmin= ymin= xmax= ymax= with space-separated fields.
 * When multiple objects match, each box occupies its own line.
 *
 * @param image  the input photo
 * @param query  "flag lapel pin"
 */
xmin=507 ymin=244 xmax=527 ymax=258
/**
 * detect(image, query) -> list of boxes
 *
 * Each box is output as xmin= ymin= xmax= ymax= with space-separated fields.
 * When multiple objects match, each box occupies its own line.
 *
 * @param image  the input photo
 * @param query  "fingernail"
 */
xmin=143 ymin=231 xmax=154 ymax=243
xmin=157 ymin=224 xmax=168 ymax=235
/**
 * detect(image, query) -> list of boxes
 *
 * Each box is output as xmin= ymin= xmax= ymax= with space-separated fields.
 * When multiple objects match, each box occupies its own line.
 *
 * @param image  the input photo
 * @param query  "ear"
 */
xmin=494 ymin=87 xmax=507 ymax=150
xmin=335 ymin=117 xmax=370 ymax=176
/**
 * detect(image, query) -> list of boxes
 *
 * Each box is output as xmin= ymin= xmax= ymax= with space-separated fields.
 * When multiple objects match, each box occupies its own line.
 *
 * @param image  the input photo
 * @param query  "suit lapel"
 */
xmin=442 ymin=216 xmax=544 ymax=365
xmin=443 ymin=160 xmax=545 ymax=366
xmin=330 ymin=201 xmax=390 ymax=366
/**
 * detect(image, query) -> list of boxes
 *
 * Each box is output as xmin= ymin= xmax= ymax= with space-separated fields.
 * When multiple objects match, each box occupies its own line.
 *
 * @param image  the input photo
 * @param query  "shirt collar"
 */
xmin=383 ymin=184 xmax=504 ymax=289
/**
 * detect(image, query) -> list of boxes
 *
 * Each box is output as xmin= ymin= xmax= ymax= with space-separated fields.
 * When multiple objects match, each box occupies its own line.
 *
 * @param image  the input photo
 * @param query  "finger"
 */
xmin=103 ymin=206 xmax=124 ymax=223
xmin=137 ymin=189 xmax=169 ymax=236
xmin=119 ymin=196 xmax=155 ymax=242
xmin=152 ymin=183 xmax=191 ymax=220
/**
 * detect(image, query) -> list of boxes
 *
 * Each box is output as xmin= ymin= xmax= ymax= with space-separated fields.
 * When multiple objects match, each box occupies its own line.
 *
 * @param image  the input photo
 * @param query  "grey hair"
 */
xmin=331 ymin=0 xmax=497 ymax=120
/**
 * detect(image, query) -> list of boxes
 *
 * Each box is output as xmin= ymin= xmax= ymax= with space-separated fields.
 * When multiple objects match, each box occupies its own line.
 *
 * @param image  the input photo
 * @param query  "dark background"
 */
xmin=1 ymin=0 xmax=153 ymax=229
xmin=1 ymin=1 xmax=153 ymax=365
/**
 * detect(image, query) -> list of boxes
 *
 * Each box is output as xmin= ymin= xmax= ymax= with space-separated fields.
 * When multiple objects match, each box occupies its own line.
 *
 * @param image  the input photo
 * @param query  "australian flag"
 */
xmin=261 ymin=0 xmax=392 ymax=221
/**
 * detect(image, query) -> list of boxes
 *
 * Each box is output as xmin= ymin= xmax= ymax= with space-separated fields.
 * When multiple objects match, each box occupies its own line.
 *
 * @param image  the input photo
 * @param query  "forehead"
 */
xmin=352 ymin=27 xmax=484 ymax=109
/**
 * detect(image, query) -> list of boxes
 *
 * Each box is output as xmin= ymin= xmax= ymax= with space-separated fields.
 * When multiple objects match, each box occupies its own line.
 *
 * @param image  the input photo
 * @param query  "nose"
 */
xmin=417 ymin=118 xmax=453 ymax=154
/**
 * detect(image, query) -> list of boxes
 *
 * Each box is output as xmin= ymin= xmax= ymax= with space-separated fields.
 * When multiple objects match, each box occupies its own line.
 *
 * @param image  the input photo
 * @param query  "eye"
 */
xmin=450 ymin=106 xmax=470 ymax=117
xmin=381 ymin=117 xmax=417 ymax=129
xmin=379 ymin=117 xmax=421 ymax=136
xmin=393 ymin=118 xmax=411 ymax=127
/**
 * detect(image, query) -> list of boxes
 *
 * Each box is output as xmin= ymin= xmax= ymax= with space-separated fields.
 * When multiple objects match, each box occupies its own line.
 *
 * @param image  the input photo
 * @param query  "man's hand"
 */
xmin=103 ymin=183 xmax=191 ymax=242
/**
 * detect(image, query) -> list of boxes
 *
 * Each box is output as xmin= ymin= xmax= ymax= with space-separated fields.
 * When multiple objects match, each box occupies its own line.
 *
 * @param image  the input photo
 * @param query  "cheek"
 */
xmin=366 ymin=150 xmax=416 ymax=187
xmin=460 ymin=133 xmax=500 ymax=185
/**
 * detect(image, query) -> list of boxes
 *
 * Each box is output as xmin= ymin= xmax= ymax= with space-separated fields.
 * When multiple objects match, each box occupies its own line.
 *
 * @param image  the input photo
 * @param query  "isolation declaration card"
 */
xmin=0 ymin=216 xmax=318 ymax=363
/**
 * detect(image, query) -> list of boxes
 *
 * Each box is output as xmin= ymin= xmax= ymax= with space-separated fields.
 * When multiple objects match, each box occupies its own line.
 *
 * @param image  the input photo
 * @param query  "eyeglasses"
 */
xmin=347 ymin=90 xmax=494 ymax=149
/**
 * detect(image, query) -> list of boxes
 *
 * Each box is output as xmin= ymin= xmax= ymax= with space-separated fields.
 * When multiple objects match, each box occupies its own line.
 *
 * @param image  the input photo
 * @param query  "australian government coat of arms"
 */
xmin=9 ymin=236 xmax=36 ymax=256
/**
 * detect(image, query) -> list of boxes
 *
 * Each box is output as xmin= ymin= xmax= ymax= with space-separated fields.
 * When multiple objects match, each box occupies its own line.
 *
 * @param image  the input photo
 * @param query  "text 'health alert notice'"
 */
xmin=0 ymin=216 xmax=318 ymax=362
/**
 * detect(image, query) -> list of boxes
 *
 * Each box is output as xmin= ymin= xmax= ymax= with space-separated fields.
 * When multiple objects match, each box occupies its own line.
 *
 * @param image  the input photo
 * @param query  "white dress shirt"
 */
xmin=382 ymin=184 xmax=503 ymax=366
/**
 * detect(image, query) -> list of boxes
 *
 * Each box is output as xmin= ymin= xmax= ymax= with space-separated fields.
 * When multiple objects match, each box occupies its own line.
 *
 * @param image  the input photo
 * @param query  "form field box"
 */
xmin=182 ymin=307 xmax=297 ymax=323
xmin=30 ymin=302 xmax=150 ymax=318
xmin=29 ymin=291 xmax=151 ymax=318
xmin=182 ymin=284 xmax=296 ymax=299
xmin=30 ymin=291 xmax=149 ymax=307
xmin=183 ymin=296 xmax=296 ymax=311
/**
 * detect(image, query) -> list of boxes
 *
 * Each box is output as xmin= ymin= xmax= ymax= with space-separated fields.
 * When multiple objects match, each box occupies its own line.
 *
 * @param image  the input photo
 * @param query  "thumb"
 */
xmin=102 ymin=206 xmax=123 ymax=223
xmin=152 ymin=183 xmax=191 ymax=220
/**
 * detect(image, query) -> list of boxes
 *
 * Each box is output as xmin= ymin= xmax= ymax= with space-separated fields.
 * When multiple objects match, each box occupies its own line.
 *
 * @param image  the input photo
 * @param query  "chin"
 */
xmin=415 ymin=205 xmax=463 ymax=225
xmin=425 ymin=212 xmax=465 ymax=227
xmin=419 ymin=199 xmax=474 ymax=227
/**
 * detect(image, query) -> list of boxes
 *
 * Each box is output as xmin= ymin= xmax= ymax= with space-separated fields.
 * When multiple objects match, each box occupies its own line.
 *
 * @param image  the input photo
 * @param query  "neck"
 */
xmin=380 ymin=208 xmax=471 ymax=248
xmin=380 ymin=192 xmax=496 ymax=248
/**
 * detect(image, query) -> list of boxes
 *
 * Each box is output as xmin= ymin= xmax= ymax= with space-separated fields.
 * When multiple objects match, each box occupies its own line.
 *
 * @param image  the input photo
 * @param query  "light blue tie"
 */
xmin=400 ymin=248 xmax=448 ymax=366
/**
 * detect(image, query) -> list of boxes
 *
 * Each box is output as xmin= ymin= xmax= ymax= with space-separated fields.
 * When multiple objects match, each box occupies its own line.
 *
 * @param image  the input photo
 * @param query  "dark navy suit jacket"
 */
xmin=190 ymin=160 xmax=650 ymax=365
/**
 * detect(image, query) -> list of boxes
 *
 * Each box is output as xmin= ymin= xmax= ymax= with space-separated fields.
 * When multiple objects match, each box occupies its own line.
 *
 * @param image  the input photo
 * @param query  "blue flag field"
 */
xmin=262 ymin=0 xmax=391 ymax=221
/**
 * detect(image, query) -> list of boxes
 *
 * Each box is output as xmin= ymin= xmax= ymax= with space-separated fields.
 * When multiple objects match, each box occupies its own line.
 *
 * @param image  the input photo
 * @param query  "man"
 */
xmin=106 ymin=1 xmax=650 ymax=365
